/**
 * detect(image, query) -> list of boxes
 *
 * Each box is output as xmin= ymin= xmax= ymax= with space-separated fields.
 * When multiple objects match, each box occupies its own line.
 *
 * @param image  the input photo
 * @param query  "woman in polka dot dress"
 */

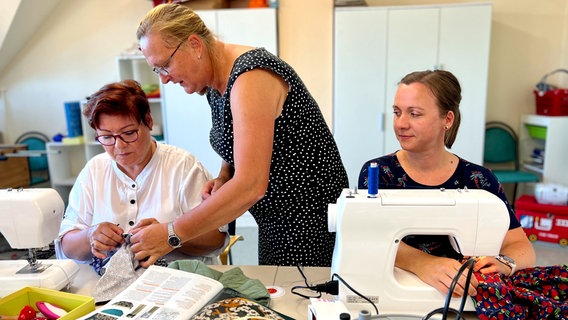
xmin=133 ymin=3 xmax=348 ymax=267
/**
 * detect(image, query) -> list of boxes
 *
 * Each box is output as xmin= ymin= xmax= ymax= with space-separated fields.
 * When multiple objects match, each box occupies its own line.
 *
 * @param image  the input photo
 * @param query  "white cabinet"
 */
xmin=519 ymin=114 xmax=568 ymax=186
xmin=46 ymin=142 xmax=86 ymax=203
xmin=162 ymin=8 xmax=278 ymax=175
xmin=334 ymin=3 xmax=492 ymax=185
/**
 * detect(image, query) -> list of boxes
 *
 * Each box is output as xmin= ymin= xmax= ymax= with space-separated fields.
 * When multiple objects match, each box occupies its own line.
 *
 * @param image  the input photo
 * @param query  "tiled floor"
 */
xmin=532 ymin=240 xmax=568 ymax=266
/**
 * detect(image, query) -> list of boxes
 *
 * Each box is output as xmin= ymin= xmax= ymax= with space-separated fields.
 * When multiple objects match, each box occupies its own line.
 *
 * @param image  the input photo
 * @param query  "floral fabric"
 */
xmin=473 ymin=265 xmax=568 ymax=319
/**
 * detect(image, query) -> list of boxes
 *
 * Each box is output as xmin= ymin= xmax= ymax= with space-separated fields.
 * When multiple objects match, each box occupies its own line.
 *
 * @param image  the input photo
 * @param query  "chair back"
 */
xmin=15 ymin=131 xmax=50 ymax=185
xmin=483 ymin=121 xmax=519 ymax=169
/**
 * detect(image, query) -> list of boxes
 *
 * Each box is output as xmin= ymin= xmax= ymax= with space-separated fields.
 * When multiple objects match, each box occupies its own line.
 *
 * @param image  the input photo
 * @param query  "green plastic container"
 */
xmin=526 ymin=124 xmax=547 ymax=140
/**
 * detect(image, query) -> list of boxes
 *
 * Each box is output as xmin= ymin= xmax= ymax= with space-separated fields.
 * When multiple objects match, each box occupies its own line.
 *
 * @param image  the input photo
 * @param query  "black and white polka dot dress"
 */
xmin=207 ymin=48 xmax=348 ymax=266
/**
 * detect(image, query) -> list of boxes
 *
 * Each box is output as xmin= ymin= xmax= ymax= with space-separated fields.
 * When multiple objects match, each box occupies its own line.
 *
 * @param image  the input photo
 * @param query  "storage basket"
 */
xmin=534 ymin=69 xmax=568 ymax=116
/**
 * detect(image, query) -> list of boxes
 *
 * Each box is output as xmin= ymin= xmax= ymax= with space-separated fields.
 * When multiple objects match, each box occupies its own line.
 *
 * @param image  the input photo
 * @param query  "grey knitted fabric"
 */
xmin=92 ymin=244 xmax=145 ymax=304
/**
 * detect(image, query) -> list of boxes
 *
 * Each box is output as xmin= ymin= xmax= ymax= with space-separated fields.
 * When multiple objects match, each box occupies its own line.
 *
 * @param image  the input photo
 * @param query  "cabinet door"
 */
xmin=333 ymin=7 xmax=388 ymax=186
xmin=162 ymin=10 xmax=218 ymax=174
xmin=386 ymin=5 xmax=491 ymax=164
xmin=384 ymin=7 xmax=439 ymax=154
xmin=217 ymin=8 xmax=278 ymax=55
xmin=162 ymin=8 xmax=278 ymax=175
xmin=333 ymin=4 xmax=491 ymax=185
xmin=438 ymin=5 xmax=491 ymax=165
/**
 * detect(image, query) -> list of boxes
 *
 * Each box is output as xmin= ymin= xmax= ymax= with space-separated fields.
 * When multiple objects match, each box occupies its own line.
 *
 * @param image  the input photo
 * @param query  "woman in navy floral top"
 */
xmin=358 ymin=70 xmax=535 ymax=298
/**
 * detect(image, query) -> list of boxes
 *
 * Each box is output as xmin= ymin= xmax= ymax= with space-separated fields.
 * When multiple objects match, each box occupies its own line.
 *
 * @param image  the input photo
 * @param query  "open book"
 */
xmin=78 ymin=265 xmax=291 ymax=320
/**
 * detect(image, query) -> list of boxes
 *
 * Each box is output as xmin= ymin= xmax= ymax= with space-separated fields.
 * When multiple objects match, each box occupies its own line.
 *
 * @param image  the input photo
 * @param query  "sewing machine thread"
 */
xmin=367 ymin=162 xmax=378 ymax=198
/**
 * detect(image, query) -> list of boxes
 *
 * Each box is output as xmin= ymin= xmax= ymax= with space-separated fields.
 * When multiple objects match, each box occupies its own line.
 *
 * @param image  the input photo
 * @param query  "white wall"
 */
xmin=1 ymin=0 xmax=568 ymax=145
xmin=0 ymin=0 xmax=153 ymax=143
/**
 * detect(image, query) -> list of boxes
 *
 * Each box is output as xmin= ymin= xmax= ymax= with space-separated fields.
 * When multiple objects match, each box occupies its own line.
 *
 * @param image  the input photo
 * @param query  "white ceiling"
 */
xmin=0 ymin=0 xmax=61 ymax=73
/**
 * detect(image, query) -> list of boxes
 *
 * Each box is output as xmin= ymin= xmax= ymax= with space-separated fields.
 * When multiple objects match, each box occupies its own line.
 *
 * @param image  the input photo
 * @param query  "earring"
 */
xmin=444 ymin=126 xmax=449 ymax=130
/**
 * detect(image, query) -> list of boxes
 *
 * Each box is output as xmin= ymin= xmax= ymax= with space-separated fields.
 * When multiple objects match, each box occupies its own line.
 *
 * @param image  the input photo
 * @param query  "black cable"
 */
xmin=332 ymin=273 xmax=379 ymax=315
xmin=444 ymin=258 xmax=475 ymax=319
xmin=422 ymin=307 xmax=466 ymax=320
xmin=455 ymin=259 xmax=476 ymax=316
xmin=290 ymin=265 xmax=376 ymax=316
xmin=423 ymin=258 xmax=476 ymax=320
xmin=291 ymin=264 xmax=339 ymax=299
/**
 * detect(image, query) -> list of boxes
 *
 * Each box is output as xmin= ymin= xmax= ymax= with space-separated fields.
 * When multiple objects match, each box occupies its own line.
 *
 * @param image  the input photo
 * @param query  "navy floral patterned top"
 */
xmin=358 ymin=152 xmax=520 ymax=260
xmin=207 ymin=48 xmax=348 ymax=267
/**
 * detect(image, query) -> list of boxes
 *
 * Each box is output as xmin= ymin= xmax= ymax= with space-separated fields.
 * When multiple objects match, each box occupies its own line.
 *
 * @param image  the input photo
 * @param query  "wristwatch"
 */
xmin=167 ymin=222 xmax=183 ymax=249
xmin=496 ymin=254 xmax=517 ymax=276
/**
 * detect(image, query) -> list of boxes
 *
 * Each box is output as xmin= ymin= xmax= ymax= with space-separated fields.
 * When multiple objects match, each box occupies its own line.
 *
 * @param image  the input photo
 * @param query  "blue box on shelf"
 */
xmin=64 ymin=101 xmax=83 ymax=138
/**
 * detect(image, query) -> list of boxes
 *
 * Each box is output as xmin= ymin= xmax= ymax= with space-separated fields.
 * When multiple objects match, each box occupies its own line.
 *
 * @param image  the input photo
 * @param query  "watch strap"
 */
xmin=168 ymin=221 xmax=182 ymax=248
xmin=496 ymin=254 xmax=516 ymax=276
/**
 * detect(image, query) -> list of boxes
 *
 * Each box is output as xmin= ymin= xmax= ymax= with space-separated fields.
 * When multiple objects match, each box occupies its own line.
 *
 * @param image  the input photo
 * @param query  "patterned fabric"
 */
xmin=358 ymin=152 xmax=520 ymax=259
xmin=190 ymin=297 xmax=286 ymax=320
xmin=472 ymin=265 xmax=568 ymax=319
xmin=207 ymin=48 xmax=348 ymax=266
xmin=92 ymin=244 xmax=144 ymax=304
xmin=91 ymin=250 xmax=168 ymax=276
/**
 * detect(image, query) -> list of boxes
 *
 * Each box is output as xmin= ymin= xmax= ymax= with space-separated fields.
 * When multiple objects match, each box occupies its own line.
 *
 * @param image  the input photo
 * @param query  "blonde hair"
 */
xmin=137 ymin=3 xmax=215 ymax=51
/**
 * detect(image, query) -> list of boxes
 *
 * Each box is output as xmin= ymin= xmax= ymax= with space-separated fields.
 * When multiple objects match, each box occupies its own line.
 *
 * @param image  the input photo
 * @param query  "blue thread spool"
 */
xmin=368 ymin=162 xmax=378 ymax=198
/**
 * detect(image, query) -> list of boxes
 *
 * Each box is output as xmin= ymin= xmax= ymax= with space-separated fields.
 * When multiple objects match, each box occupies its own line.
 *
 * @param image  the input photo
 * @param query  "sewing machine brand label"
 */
xmin=346 ymin=295 xmax=379 ymax=304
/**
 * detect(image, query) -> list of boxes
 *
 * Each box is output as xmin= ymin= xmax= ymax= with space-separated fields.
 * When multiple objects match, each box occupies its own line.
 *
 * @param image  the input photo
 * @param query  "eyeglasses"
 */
xmin=152 ymin=41 xmax=184 ymax=76
xmin=95 ymin=128 xmax=140 ymax=146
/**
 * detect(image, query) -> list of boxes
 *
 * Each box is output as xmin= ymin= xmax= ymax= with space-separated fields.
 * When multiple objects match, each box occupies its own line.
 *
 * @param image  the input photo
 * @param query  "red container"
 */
xmin=515 ymin=195 xmax=568 ymax=246
xmin=534 ymin=89 xmax=568 ymax=116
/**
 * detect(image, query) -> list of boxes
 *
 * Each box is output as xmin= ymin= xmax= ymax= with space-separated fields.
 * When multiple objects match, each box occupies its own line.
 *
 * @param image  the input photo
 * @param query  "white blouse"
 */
xmin=55 ymin=142 xmax=228 ymax=264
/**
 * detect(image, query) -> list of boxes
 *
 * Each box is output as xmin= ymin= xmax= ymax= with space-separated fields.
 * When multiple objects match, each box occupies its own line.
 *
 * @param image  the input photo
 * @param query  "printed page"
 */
xmin=78 ymin=265 xmax=224 ymax=320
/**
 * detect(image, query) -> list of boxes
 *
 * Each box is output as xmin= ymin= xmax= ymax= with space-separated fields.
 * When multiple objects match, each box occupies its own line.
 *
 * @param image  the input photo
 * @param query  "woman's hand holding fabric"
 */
xmin=87 ymin=222 xmax=124 ymax=259
xmin=473 ymin=256 xmax=512 ymax=276
xmin=414 ymin=255 xmax=479 ymax=298
xmin=129 ymin=222 xmax=171 ymax=268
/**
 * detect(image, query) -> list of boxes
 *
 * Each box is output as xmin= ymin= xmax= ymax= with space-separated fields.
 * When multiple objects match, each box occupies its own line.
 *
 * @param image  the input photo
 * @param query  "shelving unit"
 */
xmin=519 ymin=114 xmax=568 ymax=186
xmin=116 ymin=55 xmax=164 ymax=140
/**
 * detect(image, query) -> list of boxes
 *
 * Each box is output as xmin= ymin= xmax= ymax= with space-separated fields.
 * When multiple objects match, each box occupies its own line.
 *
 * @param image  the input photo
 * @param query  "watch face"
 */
xmin=168 ymin=236 xmax=181 ymax=247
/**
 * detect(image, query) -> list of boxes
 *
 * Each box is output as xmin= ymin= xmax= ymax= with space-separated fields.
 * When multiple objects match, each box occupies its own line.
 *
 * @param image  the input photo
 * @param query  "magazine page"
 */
xmin=78 ymin=265 xmax=224 ymax=320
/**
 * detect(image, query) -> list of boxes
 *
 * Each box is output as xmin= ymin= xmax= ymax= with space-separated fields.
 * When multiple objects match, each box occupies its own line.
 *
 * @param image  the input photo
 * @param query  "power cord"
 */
xmin=293 ymin=259 xmax=475 ymax=320
xmin=291 ymin=264 xmax=339 ymax=299
xmin=422 ymin=257 xmax=476 ymax=320
xmin=332 ymin=273 xmax=379 ymax=315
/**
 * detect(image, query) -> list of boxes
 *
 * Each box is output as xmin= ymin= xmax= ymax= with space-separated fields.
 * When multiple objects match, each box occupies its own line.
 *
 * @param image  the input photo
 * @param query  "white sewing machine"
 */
xmin=327 ymin=188 xmax=510 ymax=317
xmin=0 ymin=188 xmax=80 ymax=297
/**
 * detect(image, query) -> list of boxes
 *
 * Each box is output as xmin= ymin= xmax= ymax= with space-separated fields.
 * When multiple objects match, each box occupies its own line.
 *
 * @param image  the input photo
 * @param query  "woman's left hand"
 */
xmin=472 ymin=256 xmax=512 ymax=275
xmin=129 ymin=218 xmax=159 ymax=233
xmin=129 ymin=221 xmax=171 ymax=268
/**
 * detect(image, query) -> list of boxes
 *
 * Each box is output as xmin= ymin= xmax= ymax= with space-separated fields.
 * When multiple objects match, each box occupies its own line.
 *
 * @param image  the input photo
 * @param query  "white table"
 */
xmin=68 ymin=264 xmax=479 ymax=319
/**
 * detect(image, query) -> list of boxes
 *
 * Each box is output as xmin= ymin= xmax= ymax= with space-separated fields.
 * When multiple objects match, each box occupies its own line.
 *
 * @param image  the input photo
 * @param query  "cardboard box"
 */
xmin=515 ymin=195 xmax=568 ymax=246
xmin=0 ymin=144 xmax=30 ymax=188
xmin=0 ymin=287 xmax=94 ymax=320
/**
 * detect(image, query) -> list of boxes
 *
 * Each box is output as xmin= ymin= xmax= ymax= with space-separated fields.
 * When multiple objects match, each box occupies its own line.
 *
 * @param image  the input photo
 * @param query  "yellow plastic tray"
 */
xmin=0 ymin=287 xmax=94 ymax=320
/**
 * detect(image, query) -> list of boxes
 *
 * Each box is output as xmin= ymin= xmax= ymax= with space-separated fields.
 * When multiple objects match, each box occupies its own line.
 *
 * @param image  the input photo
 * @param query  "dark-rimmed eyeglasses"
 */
xmin=152 ymin=41 xmax=184 ymax=76
xmin=95 ymin=128 xmax=140 ymax=146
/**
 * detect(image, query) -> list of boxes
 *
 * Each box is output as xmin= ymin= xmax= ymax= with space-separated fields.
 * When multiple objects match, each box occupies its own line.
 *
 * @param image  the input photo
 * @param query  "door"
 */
xmin=162 ymin=8 xmax=278 ymax=175
xmin=333 ymin=7 xmax=388 ymax=186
